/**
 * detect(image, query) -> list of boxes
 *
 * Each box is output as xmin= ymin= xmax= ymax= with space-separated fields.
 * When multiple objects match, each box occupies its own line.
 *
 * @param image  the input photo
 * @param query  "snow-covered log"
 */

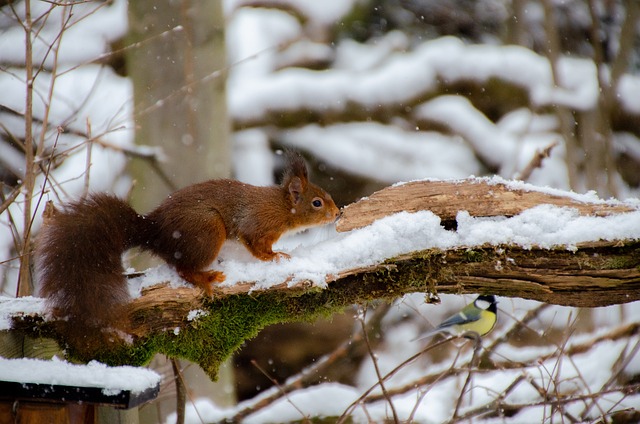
xmin=3 ymin=178 xmax=639 ymax=378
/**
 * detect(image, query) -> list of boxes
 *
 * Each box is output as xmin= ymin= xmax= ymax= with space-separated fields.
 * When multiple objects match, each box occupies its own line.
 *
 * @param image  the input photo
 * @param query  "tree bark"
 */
xmin=336 ymin=178 xmax=633 ymax=232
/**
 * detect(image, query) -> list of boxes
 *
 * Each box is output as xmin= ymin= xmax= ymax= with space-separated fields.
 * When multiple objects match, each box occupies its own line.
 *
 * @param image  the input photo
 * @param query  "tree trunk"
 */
xmin=127 ymin=0 xmax=230 ymax=207
xmin=125 ymin=0 xmax=233 ymax=417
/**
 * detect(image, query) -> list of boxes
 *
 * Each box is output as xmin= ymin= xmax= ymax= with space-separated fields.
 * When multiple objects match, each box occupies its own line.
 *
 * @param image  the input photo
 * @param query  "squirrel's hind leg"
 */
xmin=178 ymin=269 xmax=225 ymax=296
xmin=171 ymin=212 xmax=227 ymax=296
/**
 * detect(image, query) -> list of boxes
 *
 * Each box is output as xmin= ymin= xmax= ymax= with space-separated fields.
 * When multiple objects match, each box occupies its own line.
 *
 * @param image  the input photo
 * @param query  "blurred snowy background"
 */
xmin=1 ymin=0 xmax=640 ymax=422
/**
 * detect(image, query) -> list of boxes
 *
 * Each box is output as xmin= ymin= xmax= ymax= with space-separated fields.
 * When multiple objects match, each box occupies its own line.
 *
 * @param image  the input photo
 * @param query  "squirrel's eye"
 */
xmin=312 ymin=198 xmax=323 ymax=209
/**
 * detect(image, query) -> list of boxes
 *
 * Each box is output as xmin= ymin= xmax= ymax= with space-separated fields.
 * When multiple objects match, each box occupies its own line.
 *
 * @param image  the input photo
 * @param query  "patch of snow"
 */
xmin=187 ymin=309 xmax=209 ymax=321
xmin=0 ymin=296 xmax=46 ymax=330
xmin=167 ymin=382 xmax=359 ymax=424
xmin=233 ymin=129 xmax=275 ymax=186
xmin=281 ymin=123 xmax=481 ymax=183
xmin=230 ymin=36 xmax=606 ymax=125
xmin=244 ymin=383 xmax=359 ymax=423
xmin=618 ymin=74 xmax=640 ymax=114
xmin=0 ymin=357 xmax=160 ymax=395
xmin=0 ymin=0 xmax=128 ymax=68
xmin=227 ymin=8 xmax=301 ymax=81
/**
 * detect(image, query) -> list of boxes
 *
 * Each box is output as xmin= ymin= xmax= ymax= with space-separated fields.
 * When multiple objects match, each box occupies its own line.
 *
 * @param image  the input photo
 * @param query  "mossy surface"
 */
xmin=463 ymin=248 xmax=485 ymax=263
xmin=92 ymin=294 xmax=292 ymax=378
xmin=90 ymin=285 xmax=373 ymax=379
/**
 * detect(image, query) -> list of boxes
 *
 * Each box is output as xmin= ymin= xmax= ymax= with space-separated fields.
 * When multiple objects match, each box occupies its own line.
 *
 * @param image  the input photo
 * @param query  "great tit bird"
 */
xmin=414 ymin=295 xmax=498 ymax=341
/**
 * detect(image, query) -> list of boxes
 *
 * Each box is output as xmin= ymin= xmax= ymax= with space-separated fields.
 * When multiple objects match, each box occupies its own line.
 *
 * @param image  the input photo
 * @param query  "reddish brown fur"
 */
xmin=36 ymin=151 xmax=340 ymax=345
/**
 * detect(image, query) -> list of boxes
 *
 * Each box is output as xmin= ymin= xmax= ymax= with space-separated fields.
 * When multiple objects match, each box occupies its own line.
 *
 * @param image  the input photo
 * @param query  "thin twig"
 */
xmin=82 ymin=118 xmax=92 ymax=199
xmin=452 ymin=332 xmax=483 ymax=419
xmin=337 ymin=336 xmax=457 ymax=423
xmin=581 ymin=338 xmax=640 ymax=420
xmin=57 ymin=25 xmax=185 ymax=78
xmin=17 ymin=0 xmax=34 ymax=297
xmin=250 ymin=359 xmax=310 ymax=423
xmin=363 ymin=320 xmax=640 ymax=407
xmin=449 ymin=374 xmax=527 ymax=422
xmin=359 ymin=306 xmax=399 ymax=423
xmin=480 ymin=303 xmax=551 ymax=365
xmin=543 ymin=312 xmax=578 ymax=418
xmin=229 ymin=333 xmax=362 ymax=422
xmin=459 ymin=383 xmax=640 ymax=421
xmin=514 ymin=141 xmax=558 ymax=181
xmin=132 ymin=43 xmax=280 ymax=123
xmin=0 ymin=185 xmax=23 ymax=216
xmin=229 ymin=304 xmax=390 ymax=422
xmin=171 ymin=358 xmax=186 ymax=424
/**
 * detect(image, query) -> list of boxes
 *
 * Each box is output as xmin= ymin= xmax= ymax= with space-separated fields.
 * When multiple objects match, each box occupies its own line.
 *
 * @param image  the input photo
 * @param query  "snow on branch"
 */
xmin=229 ymin=37 xmax=640 ymax=129
xmin=336 ymin=177 xmax=635 ymax=231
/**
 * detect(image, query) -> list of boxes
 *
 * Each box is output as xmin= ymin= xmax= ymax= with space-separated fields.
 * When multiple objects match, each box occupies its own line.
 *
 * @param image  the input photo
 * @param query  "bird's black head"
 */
xmin=475 ymin=295 xmax=497 ymax=313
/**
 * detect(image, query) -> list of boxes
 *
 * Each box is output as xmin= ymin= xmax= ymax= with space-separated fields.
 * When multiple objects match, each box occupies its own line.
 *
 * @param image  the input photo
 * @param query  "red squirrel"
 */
xmin=36 ymin=151 xmax=340 ymax=343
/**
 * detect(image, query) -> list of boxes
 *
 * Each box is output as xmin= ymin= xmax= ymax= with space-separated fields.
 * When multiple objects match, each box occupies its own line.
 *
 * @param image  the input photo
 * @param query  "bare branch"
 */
xmin=513 ymin=141 xmax=558 ymax=181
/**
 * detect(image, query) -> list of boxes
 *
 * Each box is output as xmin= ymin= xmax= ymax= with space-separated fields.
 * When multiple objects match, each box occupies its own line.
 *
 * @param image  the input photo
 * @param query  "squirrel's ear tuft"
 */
xmin=287 ymin=176 xmax=303 ymax=205
xmin=282 ymin=150 xmax=308 ymax=185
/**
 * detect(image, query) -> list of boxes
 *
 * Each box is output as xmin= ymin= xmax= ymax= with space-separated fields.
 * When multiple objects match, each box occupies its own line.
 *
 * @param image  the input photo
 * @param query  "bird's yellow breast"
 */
xmin=454 ymin=310 xmax=497 ymax=337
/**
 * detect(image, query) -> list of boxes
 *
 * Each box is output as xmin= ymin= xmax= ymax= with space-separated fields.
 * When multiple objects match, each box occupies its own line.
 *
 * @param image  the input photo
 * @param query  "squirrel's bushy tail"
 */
xmin=36 ymin=194 xmax=146 ymax=350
